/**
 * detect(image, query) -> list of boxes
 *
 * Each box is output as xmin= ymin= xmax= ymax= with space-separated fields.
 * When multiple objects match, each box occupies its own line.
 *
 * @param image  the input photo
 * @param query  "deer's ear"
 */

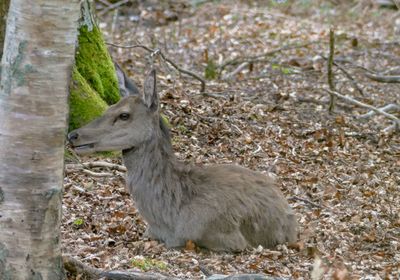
xmin=143 ymin=69 xmax=158 ymax=111
xmin=115 ymin=62 xmax=128 ymax=96
xmin=115 ymin=62 xmax=140 ymax=97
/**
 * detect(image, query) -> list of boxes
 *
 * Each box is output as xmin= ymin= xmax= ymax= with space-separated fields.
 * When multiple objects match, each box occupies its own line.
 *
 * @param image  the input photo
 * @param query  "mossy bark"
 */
xmin=75 ymin=24 xmax=120 ymax=105
xmin=0 ymin=0 xmax=10 ymax=60
xmin=69 ymin=67 xmax=108 ymax=130
xmin=69 ymin=0 xmax=120 ymax=130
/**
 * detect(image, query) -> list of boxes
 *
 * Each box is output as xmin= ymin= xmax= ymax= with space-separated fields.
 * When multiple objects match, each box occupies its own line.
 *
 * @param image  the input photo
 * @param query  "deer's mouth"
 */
xmin=73 ymin=143 xmax=95 ymax=152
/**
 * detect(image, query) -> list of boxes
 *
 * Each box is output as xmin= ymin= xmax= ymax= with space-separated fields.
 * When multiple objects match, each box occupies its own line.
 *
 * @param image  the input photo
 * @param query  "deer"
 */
xmin=67 ymin=67 xmax=298 ymax=252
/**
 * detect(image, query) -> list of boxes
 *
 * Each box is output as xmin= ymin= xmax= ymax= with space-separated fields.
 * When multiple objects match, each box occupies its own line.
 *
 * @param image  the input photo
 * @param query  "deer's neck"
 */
xmin=122 ymin=128 xmax=192 ymax=226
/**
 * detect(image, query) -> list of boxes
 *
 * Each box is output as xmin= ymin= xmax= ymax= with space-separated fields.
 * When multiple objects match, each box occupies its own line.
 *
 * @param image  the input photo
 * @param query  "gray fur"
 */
xmin=68 ymin=70 xmax=297 ymax=252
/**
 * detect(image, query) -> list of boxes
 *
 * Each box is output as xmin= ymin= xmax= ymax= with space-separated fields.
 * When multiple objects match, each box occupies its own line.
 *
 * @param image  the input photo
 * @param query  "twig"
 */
xmin=289 ymin=196 xmax=321 ymax=209
xmin=107 ymin=42 xmax=206 ymax=92
xmin=222 ymin=62 xmax=249 ymax=80
xmin=63 ymin=255 xmax=178 ymax=280
xmin=81 ymin=169 xmax=114 ymax=177
xmin=98 ymin=0 xmax=129 ymax=16
xmin=364 ymin=73 xmax=400 ymax=83
xmin=327 ymin=28 xmax=335 ymax=112
xmin=358 ymin=104 xmax=400 ymax=119
xmin=218 ymin=41 xmax=317 ymax=72
xmin=320 ymin=55 xmax=364 ymax=96
xmin=96 ymin=0 xmax=112 ymax=7
xmin=324 ymin=89 xmax=400 ymax=132
xmin=200 ymin=92 xmax=230 ymax=99
xmin=82 ymin=161 xmax=127 ymax=172
xmin=65 ymin=161 xmax=126 ymax=177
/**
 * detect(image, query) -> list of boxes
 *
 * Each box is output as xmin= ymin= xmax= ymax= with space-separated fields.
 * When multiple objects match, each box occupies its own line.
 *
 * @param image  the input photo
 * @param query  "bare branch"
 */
xmin=324 ymin=89 xmax=400 ymax=132
xmin=359 ymin=104 xmax=400 ymax=119
xmin=98 ymin=0 xmax=129 ymax=16
xmin=82 ymin=161 xmax=127 ymax=172
xmin=107 ymin=42 xmax=206 ymax=92
xmin=288 ymin=196 xmax=321 ymax=209
xmin=96 ymin=0 xmax=112 ymax=7
xmin=218 ymin=41 xmax=317 ymax=72
xmin=364 ymin=73 xmax=400 ymax=83
xmin=222 ymin=62 xmax=249 ymax=80
xmin=65 ymin=161 xmax=126 ymax=177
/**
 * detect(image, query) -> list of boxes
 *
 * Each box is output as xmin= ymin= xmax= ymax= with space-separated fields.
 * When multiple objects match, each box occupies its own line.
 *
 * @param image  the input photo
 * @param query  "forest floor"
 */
xmin=63 ymin=1 xmax=400 ymax=279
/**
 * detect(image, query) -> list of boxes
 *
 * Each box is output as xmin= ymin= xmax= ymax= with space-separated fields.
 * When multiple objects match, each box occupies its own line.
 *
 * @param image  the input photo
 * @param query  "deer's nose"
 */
xmin=68 ymin=131 xmax=79 ymax=142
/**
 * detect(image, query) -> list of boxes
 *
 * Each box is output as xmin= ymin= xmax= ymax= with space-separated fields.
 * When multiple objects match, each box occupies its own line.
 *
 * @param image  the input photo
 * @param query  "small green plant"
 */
xmin=272 ymin=64 xmax=293 ymax=75
xmin=131 ymin=257 xmax=167 ymax=271
xmin=205 ymin=59 xmax=218 ymax=80
xmin=177 ymin=124 xmax=189 ymax=134
xmin=73 ymin=218 xmax=84 ymax=228
xmin=160 ymin=113 xmax=171 ymax=128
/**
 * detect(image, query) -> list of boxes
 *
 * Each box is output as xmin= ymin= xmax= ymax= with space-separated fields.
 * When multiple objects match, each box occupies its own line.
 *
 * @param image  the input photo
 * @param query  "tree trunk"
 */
xmin=0 ymin=0 xmax=80 ymax=279
xmin=0 ymin=0 xmax=10 ymax=60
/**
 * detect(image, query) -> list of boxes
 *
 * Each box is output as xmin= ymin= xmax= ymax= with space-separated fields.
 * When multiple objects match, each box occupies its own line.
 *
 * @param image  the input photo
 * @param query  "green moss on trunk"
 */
xmin=75 ymin=25 xmax=119 ymax=105
xmin=69 ymin=18 xmax=121 ymax=131
xmin=69 ymin=67 xmax=107 ymax=130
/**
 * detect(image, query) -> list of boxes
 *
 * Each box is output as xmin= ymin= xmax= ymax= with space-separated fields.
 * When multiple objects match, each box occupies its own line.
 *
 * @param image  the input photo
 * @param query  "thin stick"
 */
xmin=96 ymin=0 xmax=112 ymax=7
xmin=82 ymin=161 xmax=127 ymax=172
xmin=364 ymin=73 xmax=400 ymax=83
xmin=222 ymin=62 xmax=249 ymax=80
xmin=107 ymin=42 xmax=206 ymax=92
xmin=81 ymin=169 xmax=114 ymax=177
xmin=327 ymin=28 xmax=335 ymax=112
xmin=359 ymin=104 xmax=400 ymax=119
xmin=98 ymin=0 xmax=129 ymax=16
xmin=321 ymin=55 xmax=364 ymax=96
xmin=288 ymin=196 xmax=321 ymax=208
xmin=324 ymin=89 xmax=400 ymax=132
xmin=218 ymin=41 xmax=317 ymax=72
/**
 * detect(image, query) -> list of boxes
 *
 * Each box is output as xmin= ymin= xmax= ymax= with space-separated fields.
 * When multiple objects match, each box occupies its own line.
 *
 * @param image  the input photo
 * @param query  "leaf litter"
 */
xmin=63 ymin=1 xmax=400 ymax=279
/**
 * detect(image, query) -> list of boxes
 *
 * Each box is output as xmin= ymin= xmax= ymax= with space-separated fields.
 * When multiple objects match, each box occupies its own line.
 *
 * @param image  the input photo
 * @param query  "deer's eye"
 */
xmin=119 ymin=113 xmax=130 ymax=121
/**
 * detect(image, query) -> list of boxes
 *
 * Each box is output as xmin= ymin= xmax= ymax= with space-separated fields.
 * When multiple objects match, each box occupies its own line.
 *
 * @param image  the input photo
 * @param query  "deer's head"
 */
xmin=68 ymin=69 xmax=159 ymax=154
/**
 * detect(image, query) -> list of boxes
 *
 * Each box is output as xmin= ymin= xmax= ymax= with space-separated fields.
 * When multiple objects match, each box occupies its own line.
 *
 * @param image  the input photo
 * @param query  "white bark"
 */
xmin=0 ymin=0 xmax=80 ymax=279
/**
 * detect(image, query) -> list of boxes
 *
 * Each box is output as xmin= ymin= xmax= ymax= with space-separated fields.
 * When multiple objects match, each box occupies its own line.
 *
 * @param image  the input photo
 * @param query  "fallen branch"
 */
xmin=65 ymin=161 xmax=126 ymax=177
xmin=364 ymin=73 xmax=400 ymax=83
xmin=288 ymin=196 xmax=321 ymax=209
xmin=107 ymin=42 xmax=206 ymax=92
xmin=218 ymin=41 xmax=317 ymax=73
xmin=222 ymin=62 xmax=249 ymax=80
xmin=323 ymin=89 xmax=400 ymax=132
xmin=63 ymin=255 xmax=178 ymax=280
xmin=359 ymin=103 xmax=400 ymax=119
xmin=82 ymin=161 xmax=127 ymax=172
xmin=81 ymin=169 xmax=114 ymax=177
xmin=96 ymin=0 xmax=112 ymax=7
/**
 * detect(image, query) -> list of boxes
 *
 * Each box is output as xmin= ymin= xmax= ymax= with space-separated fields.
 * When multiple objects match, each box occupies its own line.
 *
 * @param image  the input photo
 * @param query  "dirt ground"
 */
xmin=63 ymin=1 xmax=400 ymax=279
